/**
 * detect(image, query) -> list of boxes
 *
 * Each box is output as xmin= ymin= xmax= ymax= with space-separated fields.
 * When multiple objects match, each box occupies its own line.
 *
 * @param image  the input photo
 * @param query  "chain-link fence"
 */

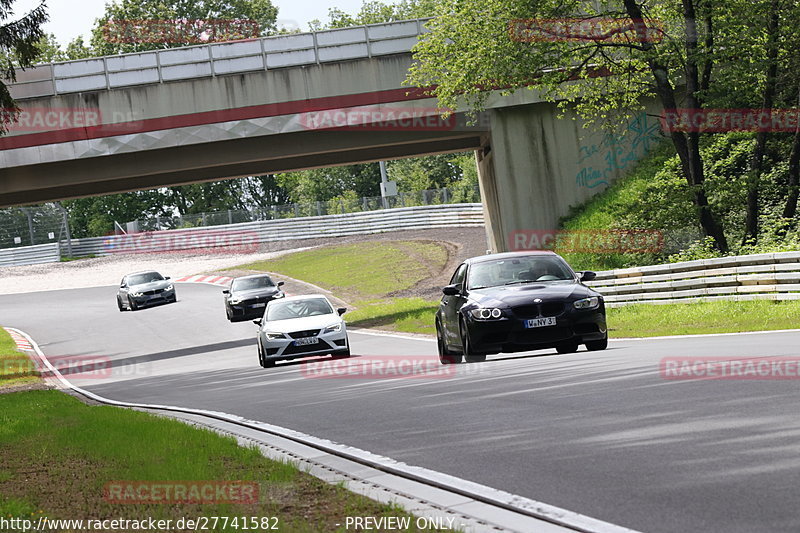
xmin=0 ymin=204 xmax=71 ymax=250
xmin=124 ymin=186 xmax=482 ymax=232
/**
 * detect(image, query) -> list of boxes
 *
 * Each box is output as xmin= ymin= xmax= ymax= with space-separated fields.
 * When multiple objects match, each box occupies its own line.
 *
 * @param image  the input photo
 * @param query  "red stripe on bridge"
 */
xmin=0 ymin=86 xmax=436 ymax=152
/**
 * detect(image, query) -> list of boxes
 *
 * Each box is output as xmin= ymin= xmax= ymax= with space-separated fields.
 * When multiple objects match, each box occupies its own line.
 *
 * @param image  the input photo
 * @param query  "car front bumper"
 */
xmin=130 ymin=288 xmax=176 ymax=306
xmin=260 ymin=329 xmax=348 ymax=361
xmin=466 ymin=308 xmax=607 ymax=353
xmin=228 ymin=295 xmax=282 ymax=320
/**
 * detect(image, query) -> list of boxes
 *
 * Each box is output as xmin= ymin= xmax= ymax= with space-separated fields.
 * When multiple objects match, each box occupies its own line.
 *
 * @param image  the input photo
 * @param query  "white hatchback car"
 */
xmin=255 ymin=294 xmax=350 ymax=368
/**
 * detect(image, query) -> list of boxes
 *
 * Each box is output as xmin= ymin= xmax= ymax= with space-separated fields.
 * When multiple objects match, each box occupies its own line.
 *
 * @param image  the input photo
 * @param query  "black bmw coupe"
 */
xmin=223 ymin=274 xmax=285 ymax=322
xmin=435 ymin=251 xmax=607 ymax=364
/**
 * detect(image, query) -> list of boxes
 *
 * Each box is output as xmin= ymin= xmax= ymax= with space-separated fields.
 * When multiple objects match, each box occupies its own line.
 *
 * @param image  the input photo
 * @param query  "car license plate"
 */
xmin=293 ymin=337 xmax=318 ymax=346
xmin=250 ymin=303 xmax=266 ymax=308
xmin=525 ymin=317 xmax=556 ymax=328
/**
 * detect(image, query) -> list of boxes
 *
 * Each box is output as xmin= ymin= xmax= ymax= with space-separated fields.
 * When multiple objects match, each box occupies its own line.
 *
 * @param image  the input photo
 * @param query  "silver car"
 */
xmin=255 ymin=294 xmax=349 ymax=368
xmin=117 ymin=270 xmax=176 ymax=311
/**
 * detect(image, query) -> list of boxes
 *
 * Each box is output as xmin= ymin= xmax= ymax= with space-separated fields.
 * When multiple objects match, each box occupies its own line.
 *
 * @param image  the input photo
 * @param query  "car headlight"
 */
xmin=229 ymin=298 xmax=242 ymax=305
xmin=264 ymin=332 xmax=286 ymax=340
xmin=273 ymin=292 xmax=285 ymax=299
xmin=131 ymin=292 xmax=144 ymax=297
xmin=323 ymin=323 xmax=342 ymax=334
xmin=165 ymin=284 xmax=174 ymax=291
xmin=573 ymin=297 xmax=600 ymax=310
xmin=469 ymin=308 xmax=504 ymax=320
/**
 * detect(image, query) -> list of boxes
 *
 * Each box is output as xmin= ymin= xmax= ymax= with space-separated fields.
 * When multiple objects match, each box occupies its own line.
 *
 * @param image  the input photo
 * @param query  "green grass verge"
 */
xmin=233 ymin=241 xmax=448 ymax=301
xmin=347 ymin=299 xmax=800 ymax=338
xmin=608 ymin=300 xmax=800 ymax=338
xmin=60 ymin=254 xmax=97 ymax=262
xmin=558 ymin=142 xmax=676 ymax=271
xmin=347 ymin=298 xmax=439 ymax=335
xmin=0 ymin=390 xmax=447 ymax=532
xmin=0 ymin=328 xmax=39 ymax=388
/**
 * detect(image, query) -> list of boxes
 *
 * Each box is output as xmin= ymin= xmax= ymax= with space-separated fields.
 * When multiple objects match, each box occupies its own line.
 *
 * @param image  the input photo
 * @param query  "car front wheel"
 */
xmin=437 ymin=320 xmax=462 ymax=364
xmin=460 ymin=320 xmax=485 ymax=363
xmin=127 ymin=296 xmax=138 ymax=311
xmin=117 ymin=297 xmax=125 ymax=312
xmin=556 ymin=341 xmax=579 ymax=354
xmin=585 ymin=336 xmax=608 ymax=351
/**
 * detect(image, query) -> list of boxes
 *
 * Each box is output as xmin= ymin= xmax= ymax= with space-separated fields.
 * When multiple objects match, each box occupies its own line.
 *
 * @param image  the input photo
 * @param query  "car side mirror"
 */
xmin=442 ymin=284 xmax=461 ymax=296
xmin=337 ymin=307 xmax=347 ymax=316
xmin=277 ymin=281 xmax=285 ymax=287
xmin=222 ymin=289 xmax=230 ymax=295
xmin=120 ymin=283 xmax=126 ymax=288
xmin=164 ymin=276 xmax=171 ymax=280
xmin=253 ymin=319 xmax=262 ymax=326
xmin=580 ymin=271 xmax=597 ymax=282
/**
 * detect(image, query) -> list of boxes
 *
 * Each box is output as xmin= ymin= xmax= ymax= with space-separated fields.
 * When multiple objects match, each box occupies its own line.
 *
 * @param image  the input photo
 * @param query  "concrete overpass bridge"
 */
xmin=0 ymin=19 xmax=662 ymax=252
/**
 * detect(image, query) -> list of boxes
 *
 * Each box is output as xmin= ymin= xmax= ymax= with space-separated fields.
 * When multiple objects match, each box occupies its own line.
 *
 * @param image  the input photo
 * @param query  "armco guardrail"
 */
xmin=0 ymin=242 xmax=60 ymax=267
xmin=586 ymin=251 xmax=800 ymax=307
xmin=8 ymin=19 xmax=430 ymax=99
xmin=62 ymin=204 xmax=484 ymax=257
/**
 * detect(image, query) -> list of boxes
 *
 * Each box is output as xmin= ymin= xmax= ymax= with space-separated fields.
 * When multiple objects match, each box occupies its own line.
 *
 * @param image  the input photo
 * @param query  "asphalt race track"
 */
xmin=3 ymin=283 xmax=800 ymax=533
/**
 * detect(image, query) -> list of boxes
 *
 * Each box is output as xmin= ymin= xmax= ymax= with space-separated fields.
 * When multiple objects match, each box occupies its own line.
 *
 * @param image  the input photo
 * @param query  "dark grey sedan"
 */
xmin=223 ymin=274 xmax=285 ymax=322
xmin=117 ymin=271 xmax=177 ymax=311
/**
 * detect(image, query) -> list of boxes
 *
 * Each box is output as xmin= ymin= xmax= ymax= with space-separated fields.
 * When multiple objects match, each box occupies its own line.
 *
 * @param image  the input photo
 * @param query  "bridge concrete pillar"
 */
xmin=477 ymin=102 xmax=663 ymax=252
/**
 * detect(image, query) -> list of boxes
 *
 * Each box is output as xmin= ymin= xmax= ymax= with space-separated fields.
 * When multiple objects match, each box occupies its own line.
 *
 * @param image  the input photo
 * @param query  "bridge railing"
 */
xmin=586 ymin=252 xmax=800 ymax=307
xmin=8 ymin=19 xmax=430 ymax=99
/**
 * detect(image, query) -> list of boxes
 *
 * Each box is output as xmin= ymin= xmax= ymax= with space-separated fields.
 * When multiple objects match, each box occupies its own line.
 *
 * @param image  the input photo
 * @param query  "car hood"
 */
xmin=129 ymin=280 xmax=171 ymax=292
xmin=468 ymin=281 xmax=596 ymax=307
xmin=230 ymin=287 xmax=280 ymax=299
xmin=262 ymin=314 xmax=342 ymax=333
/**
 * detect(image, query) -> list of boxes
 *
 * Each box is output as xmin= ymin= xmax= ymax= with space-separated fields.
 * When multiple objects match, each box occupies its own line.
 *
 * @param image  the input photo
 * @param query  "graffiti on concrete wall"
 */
xmin=575 ymin=112 xmax=662 ymax=189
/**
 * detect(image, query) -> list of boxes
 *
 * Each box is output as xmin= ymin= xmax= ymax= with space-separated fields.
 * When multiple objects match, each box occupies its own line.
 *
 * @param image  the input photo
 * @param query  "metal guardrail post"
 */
xmin=156 ymin=50 xmax=163 ymax=83
xmin=55 ymin=203 xmax=73 ymax=257
xmin=312 ymin=31 xmax=320 ymax=65
xmin=364 ymin=26 xmax=372 ymax=59
xmin=208 ymin=45 xmax=216 ymax=77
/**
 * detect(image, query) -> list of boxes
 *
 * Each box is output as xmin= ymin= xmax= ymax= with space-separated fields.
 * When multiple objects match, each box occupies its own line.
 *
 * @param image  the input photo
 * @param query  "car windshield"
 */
xmin=232 ymin=276 xmax=274 ymax=291
xmin=467 ymin=256 xmax=574 ymax=289
xmin=265 ymin=298 xmax=334 ymax=321
xmin=127 ymin=272 xmax=164 ymax=286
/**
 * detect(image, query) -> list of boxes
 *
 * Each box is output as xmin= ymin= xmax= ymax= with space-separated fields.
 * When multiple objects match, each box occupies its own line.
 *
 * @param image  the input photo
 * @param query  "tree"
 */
xmin=0 ymin=0 xmax=48 ymax=133
xmin=31 ymin=33 xmax=64 ymax=63
xmin=90 ymin=0 xmax=279 ymax=55
xmin=277 ymin=164 xmax=382 ymax=204
xmin=62 ymin=190 xmax=172 ymax=237
xmin=311 ymin=0 xmax=436 ymax=30
xmin=64 ymin=36 xmax=93 ymax=60
xmin=407 ymin=0 xmax=770 ymax=251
